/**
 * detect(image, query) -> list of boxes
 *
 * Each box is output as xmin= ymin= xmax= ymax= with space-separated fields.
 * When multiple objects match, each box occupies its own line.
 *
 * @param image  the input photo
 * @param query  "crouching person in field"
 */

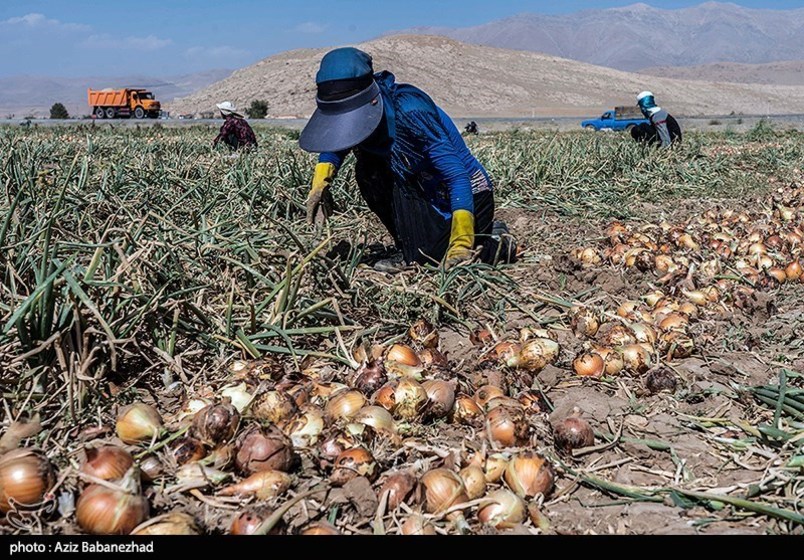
xmin=213 ymin=101 xmax=257 ymax=151
xmin=298 ymin=47 xmax=517 ymax=273
xmin=631 ymin=91 xmax=682 ymax=148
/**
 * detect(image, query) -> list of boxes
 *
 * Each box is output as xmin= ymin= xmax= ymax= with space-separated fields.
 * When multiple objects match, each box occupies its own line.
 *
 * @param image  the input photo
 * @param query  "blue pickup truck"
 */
xmin=581 ymin=107 xmax=649 ymax=132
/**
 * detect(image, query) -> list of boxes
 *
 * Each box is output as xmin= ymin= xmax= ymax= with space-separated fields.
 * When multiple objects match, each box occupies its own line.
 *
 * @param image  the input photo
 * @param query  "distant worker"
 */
xmin=213 ymin=101 xmax=257 ymax=151
xmin=631 ymin=91 xmax=682 ymax=148
xmin=464 ymin=121 xmax=479 ymax=135
xmin=298 ymin=48 xmax=516 ymax=273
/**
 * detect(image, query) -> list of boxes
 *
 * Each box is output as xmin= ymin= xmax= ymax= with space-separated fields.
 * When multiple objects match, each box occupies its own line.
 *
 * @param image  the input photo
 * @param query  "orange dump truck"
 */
xmin=87 ymin=88 xmax=161 ymax=119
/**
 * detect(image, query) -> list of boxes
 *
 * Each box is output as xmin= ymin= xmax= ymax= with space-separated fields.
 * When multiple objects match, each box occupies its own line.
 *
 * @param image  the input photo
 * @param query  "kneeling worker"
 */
xmin=213 ymin=101 xmax=257 ymax=151
xmin=299 ymin=47 xmax=516 ymax=272
xmin=631 ymin=91 xmax=682 ymax=148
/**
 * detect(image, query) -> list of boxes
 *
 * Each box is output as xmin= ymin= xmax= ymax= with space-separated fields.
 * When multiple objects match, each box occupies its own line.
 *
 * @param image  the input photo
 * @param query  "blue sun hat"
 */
xmin=299 ymin=47 xmax=385 ymax=153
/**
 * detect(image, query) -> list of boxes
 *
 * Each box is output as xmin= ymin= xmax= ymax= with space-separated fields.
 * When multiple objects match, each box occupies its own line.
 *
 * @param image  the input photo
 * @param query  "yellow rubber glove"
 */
xmin=306 ymin=162 xmax=337 ymax=226
xmin=444 ymin=209 xmax=475 ymax=268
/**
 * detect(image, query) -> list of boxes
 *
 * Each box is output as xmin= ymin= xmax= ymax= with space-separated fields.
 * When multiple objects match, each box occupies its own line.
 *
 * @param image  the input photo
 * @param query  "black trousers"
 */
xmin=355 ymin=152 xmax=496 ymax=266
xmin=630 ymin=116 xmax=682 ymax=146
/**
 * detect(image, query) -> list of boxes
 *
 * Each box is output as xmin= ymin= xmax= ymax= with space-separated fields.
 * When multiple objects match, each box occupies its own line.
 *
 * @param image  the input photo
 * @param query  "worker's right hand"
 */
xmin=306 ymin=163 xmax=337 ymax=226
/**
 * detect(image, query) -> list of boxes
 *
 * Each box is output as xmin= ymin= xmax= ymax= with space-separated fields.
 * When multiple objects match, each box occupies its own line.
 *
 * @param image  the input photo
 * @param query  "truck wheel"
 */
xmin=134 ymin=107 xmax=145 ymax=119
xmin=95 ymin=107 xmax=106 ymax=119
xmin=584 ymin=125 xmax=596 ymax=130
xmin=105 ymin=107 xmax=116 ymax=119
xmin=626 ymin=124 xmax=635 ymax=133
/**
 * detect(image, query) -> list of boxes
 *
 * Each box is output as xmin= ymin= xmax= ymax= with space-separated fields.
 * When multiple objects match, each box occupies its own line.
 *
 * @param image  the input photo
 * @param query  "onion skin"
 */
xmin=76 ymin=484 xmax=149 ymax=535
xmin=171 ymin=437 xmax=207 ymax=466
xmin=409 ymin=319 xmax=439 ymax=349
xmin=234 ymin=425 xmax=295 ymax=475
xmin=554 ymin=417 xmax=595 ymax=454
xmin=352 ymin=361 xmax=387 ymax=396
xmin=420 ymin=468 xmax=468 ymax=514
xmin=474 ymin=385 xmax=505 ymax=408
xmin=218 ymin=470 xmax=292 ymax=500
xmin=330 ymin=447 xmax=378 ymax=486
xmin=477 ymin=489 xmax=526 ymax=528
xmin=116 ymin=403 xmax=162 ymax=444
xmin=81 ymin=446 xmax=133 ymax=482
xmin=503 ymin=454 xmax=554 ymax=498
xmin=0 ymin=449 xmax=55 ymax=513
xmin=379 ymin=472 xmax=417 ymax=510
xmin=401 ymin=514 xmax=437 ymax=535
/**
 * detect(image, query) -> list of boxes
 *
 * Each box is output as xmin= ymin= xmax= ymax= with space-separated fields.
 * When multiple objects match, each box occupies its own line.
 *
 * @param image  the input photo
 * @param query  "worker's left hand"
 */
xmin=444 ymin=210 xmax=476 ymax=269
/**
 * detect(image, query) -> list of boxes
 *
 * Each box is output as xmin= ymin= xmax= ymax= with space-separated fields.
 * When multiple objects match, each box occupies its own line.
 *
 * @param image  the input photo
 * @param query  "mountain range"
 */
xmin=400 ymin=2 xmax=804 ymax=71
xmin=169 ymin=35 xmax=804 ymax=118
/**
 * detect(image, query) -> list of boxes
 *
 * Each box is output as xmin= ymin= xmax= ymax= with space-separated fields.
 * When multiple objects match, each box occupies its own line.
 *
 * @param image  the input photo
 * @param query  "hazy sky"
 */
xmin=1 ymin=1 xmax=802 ymax=77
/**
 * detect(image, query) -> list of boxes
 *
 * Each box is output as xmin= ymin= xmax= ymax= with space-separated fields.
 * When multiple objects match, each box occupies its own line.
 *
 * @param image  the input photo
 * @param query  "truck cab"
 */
xmin=581 ymin=108 xmax=649 ymax=132
xmin=130 ymin=91 xmax=161 ymax=119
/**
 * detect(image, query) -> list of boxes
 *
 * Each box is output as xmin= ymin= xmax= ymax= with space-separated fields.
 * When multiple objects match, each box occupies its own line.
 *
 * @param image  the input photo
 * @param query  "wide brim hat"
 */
xmin=299 ymin=80 xmax=384 ymax=153
xmin=216 ymin=101 xmax=243 ymax=117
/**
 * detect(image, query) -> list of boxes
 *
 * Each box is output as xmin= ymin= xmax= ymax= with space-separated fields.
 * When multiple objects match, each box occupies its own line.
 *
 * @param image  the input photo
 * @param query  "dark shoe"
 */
xmin=482 ymin=220 xmax=518 ymax=264
xmin=373 ymin=251 xmax=407 ymax=273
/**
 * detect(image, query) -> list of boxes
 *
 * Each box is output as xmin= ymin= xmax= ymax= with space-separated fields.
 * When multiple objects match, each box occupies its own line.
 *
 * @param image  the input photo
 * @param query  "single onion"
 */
xmin=81 ymin=446 xmax=133 ymax=482
xmin=786 ymin=260 xmax=802 ymax=280
xmin=230 ymin=511 xmax=266 ymax=535
xmin=450 ymin=395 xmax=484 ymax=426
xmin=191 ymin=400 xmax=240 ymax=448
xmin=474 ymin=385 xmax=505 ymax=408
xmin=486 ymin=403 xmax=527 ymax=448
xmin=600 ymin=324 xmax=636 ymax=346
xmin=116 ymin=403 xmax=162 ymax=444
xmin=251 ymin=391 xmax=297 ymax=426
xmin=171 ymin=437 xmax=207 ymax=466
xmin=621 ymin=344 xmax=652 ymax=373
xmin=379 ymin=471 xmax=417 ymax=510
xmin=658 ymin=313 xmax=689 ymax=332
xmin=138 ymin=455 xmax=163 ymax=483
xmin=401 ymin=514 xmax=437 ymax=535
xmin=76 ymin=473 xmax=148 ymax=535
xmin=218 ymin=470 xmax=292 ymax=500
xmin=470 ymin=328 xmax=494 ymax=347
xmin=409 ymin=319 xmax=439 ymax=348
xmin=393 ymin=378 xmax=428 ymax=420
xmin=325 ymin=390 xmax=367 ymax=422
xmin=219 ymin=383 xmax=253 ymax=414
xmin=660 ymin=331 xmax=695 ymax=360
xmin=503 ymin=453 xmax=554 ymax=498
xmin=353 ymin=406 xmax=396 ymax=435
xmin=516 ymin=338 xmax=560 ymax=371
xmin=352 ymin=361 xmax=388 ymax=395
xmin=571 ymin=307 xmax=599 ymax=338
xmin=284 ymin=407 xmax=325 ymax=448
xmin=418 ymin=348 xmax=449 ymax=368
xmin=573 ymin=353 xmax=604 ymax=377
xmin=0 ymin=448 xmax=55 ymax=513
xmin=420 ymin=468 xmax=468 ymax=514
xmin=554 ymin=417 xmax=595 ymax=454
xmin=492 ymin=341 xmax=521 ymax=365
xmin=477 ymin=489 xmax=526 ymax=528
xmin=330 ymin=447 xmax=378 ymax=486
xmin=372 ymin=381 xmax=398 ymax=411
xmin=386 ymin=344 xmax=422 ymax=367
xmin=484 ymin=453 xmax=509 ymax=483
xmin=459 ymin=465 xmax=486 ymax=500
xmin=645 ymin=367 xmax=678 ymax=394
xmin=234 ymin=424 xmax=295 ymax=475
xmin=422 ymin=380 xmax=455 ymax=419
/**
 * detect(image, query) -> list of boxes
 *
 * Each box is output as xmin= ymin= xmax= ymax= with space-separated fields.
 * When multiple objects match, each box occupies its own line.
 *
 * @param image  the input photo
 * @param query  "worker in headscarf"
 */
xmin=631 ymin=91 xmax=682 ymax=148
xmin=299 ymin=47 xmax=516 ymax=273
xmin=213 ymin=101 xmax=258 ymax=151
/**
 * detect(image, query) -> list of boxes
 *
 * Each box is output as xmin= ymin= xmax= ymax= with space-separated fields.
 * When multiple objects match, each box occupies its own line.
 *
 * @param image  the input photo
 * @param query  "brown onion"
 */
xmin=379 ymin=471 xmax=417 ymax=510
xmin=138 ymin=455 xmax=163 ymax=483
xmin=192 ymin=400 xmax=239 ymax=448
xmin=352 ymin=361 xmax=388 ymax=395
xmin=372 ymin=381 xmax=397 ymax=411
xmin=477 ymin=489 xmax=526 ymax=528
xmin=171 ymin=437 xmax=207 ymax=466
xmin=386 ymin=343 xmax=422 ymax=367
xmin=251 ymin=391 xmax=297 ymax=426
xmin=284 ymin=407 xmax=325 ymax=448
xmin=786 ymin=260 xmax=802 ymax=280
xmin=516 ymin=338 xmax=560 ymax=371
xmin=422 ymin=379 xmax=455 ymax=419
xmin=451 ymin=395 xmax=484 ymax=426
xmin=81 ymin=446 xmax=133 ymax=482
xmin=645 ymin=367 xmax=678 ymax=394
xmin=474 ymin=385 xmax=505 ymax=408
xmin=420 ymin=468 xmax=468 ymax=514
xmin=418 ymin=348 xmax=449 ymax=368
xmin=486 ymin=403 xmax=527 ymax=448
xmin=330 ymin=447 xmax=378 ymax=486
xmin=554 ymin=417 xmax=595 ymax=454
xmin=503 ymin=454 xmax=554 ymax=498
xmin=485 ymin=453 xmax=509 ymax=483
xmin=76 ymin=475 xmax=148 ymax=535
xmin=325 ymin=390 xmax=367 ymax=422
xmin=409 ymin=319 xmax=439 ymax=348
xmin=459 ymin=465 xmax=486 ymax=500
xmin=573 ymin=353 xmax=605 ymax=377
xmin=353 ymin=406 xmax=396 ymax=434
xmin=571 ymin=307 xmax=599 ymax=338
xmin=621 ymin=344 xmax=652 ymax=373
xmin=393 ymin=378 xmax=428 ymax=420
xmin=401 ymin=514 xmax=437 ymax=535
xmin=116 ymin=403 xmax=162 ymax=444
xmin=234 ymin=424 xmax=294 ymax=475
xmin=230 ymin=511 xmax=266 ymax=535
xmin=218 ymin=470 xmax=292 ymax=499
xmin=0 ymin=448 xmax=55 ymax=513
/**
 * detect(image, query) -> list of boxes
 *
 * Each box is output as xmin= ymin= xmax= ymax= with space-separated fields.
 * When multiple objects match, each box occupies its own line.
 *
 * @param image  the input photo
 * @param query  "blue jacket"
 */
xmin=319 ymin=71 xmax=491 ymax=218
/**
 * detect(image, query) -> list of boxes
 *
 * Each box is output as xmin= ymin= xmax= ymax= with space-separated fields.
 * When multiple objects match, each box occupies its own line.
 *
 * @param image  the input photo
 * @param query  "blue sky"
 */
xmin=1 ymin=1 xmax=802 ymax=77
